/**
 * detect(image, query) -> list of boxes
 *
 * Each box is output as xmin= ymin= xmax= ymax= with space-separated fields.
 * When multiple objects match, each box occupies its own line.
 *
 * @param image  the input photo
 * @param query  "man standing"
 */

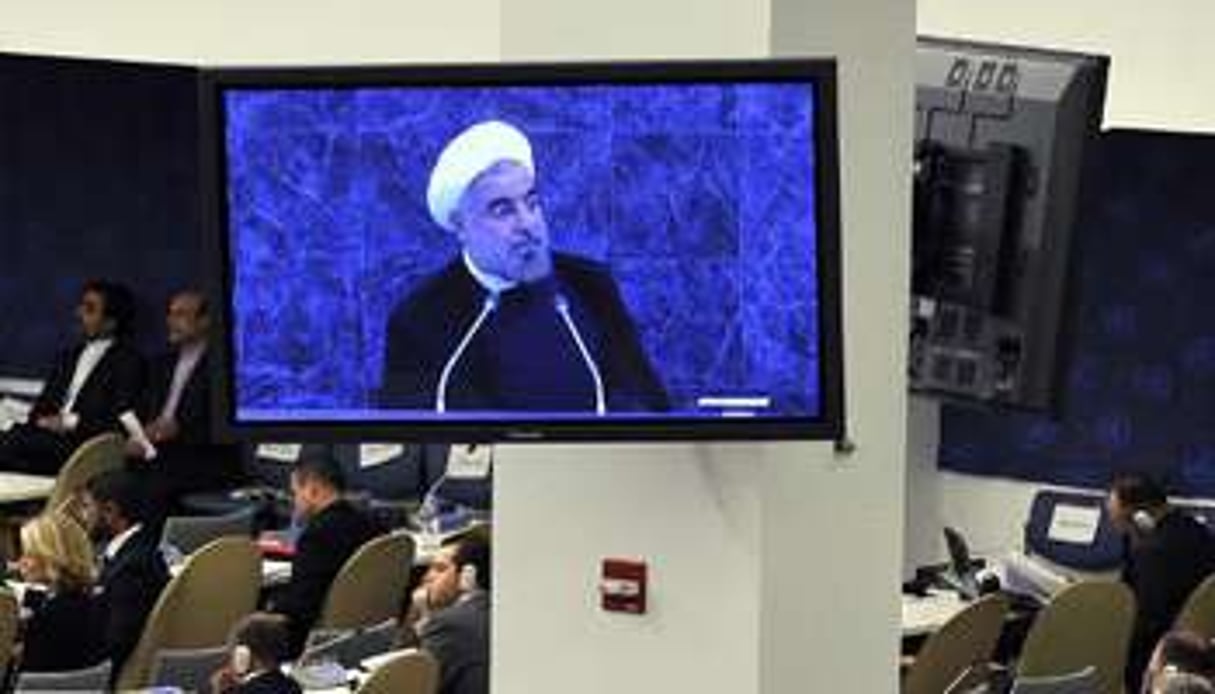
xmin=126 ymin=290 xmax=241 ymax=509
xmin=0 ymin=280 xmax=144 ymax=475
xmin=1106 ymin=473 xmax=1215 ymax=691
xmin=267 ymin=456 xmax=381 ymax=657
xmin=380 ymin=120 xmax=668 ymax=414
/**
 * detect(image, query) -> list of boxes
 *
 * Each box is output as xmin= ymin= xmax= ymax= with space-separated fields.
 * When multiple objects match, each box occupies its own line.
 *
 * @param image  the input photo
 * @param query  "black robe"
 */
xmin=380 ymin=253 xmax=668 ymax=413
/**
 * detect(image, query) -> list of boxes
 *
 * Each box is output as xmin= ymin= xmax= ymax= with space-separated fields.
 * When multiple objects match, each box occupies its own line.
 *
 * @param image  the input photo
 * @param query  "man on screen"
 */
xmin=380 ymin=120 xmax=668 ymax=414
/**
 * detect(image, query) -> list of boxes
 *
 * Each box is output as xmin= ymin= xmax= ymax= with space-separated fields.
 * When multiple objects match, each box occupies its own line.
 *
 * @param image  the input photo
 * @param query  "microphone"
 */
xmin=553 ymin=294 xmax=606 ymax=416
xmin=436 ymin=294 xmax=499 ymax=413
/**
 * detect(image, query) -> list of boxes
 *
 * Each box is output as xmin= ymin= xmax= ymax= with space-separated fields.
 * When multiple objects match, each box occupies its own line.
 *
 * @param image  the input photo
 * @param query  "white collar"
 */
xmin=85 ymin=337 xmax=114 ymax=351
xmin=462 ymin=251 xmax=517 ymax=294
xmin=103 ymin=523 xmax=143 ymax=561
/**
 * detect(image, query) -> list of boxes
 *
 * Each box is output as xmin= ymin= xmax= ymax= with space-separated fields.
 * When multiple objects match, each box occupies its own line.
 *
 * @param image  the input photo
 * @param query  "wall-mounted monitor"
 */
xmin=911 ymin=37 xmax=1109 ymax=410
xmin=201 ymin=59 xmax=843 ymax=441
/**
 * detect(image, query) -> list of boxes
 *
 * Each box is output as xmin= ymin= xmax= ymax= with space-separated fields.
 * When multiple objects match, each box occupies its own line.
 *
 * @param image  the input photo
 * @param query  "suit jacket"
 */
xmin=234 ymin=669 xmax=303 ymax=694
xmin=95 ymin=526 xmax=170 ymax=675
xmin=271 ymin=500 xmax=381 ymax=655
xmin=419 ymin=592 xmax=489 ymax=694
xmin=20 ymin=588 xmax=105 ymax=673
xmin=381 ymin=253 xmax=669 ymax=413
xmin=31 ymin=338 xmax=145 ymax=442
xmin=139 ymin=347 xmax=213 ymax=446
xmin=137 ymin=348 xmax=241 ymax=492
xmin=1122 ymin=509 xmax=1215 ymax=688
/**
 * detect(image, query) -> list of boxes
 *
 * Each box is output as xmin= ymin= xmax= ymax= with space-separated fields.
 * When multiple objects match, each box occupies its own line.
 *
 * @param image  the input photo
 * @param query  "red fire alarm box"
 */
xmin=601 ymin=558 xmax=647 ymax=614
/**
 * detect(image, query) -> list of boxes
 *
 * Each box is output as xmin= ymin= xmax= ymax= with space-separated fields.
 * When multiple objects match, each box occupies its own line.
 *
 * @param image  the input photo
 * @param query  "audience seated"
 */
xmin=210 ymin=613 xmax=302 ymax=694
xmin=125 ymin=290 xmax=242 ymax=513
xmin=0 ymin=280 xmax=144 ymax=475
xmin=1143 ymin=631 xmax=1215 ymax=694
xmin=266 ymin=455 xmax=382 ymax=657
xmin=14 ymin=512 xmax=105 ymax=673
xmin=1107 ymin=473 xmax=1215 ymax=691
xmin=81 ymin=468 xmax=170 ymax=678
xmin=402 ymin=528 xmax=490 ymax=694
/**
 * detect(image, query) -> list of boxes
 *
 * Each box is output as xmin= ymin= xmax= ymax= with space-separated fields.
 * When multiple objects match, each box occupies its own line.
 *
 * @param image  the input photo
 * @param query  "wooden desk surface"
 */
xmin=0 ymin=472 xmax=55 ymax=505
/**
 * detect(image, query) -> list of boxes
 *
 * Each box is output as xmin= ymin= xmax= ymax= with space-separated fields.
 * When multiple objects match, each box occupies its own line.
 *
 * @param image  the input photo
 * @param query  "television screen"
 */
xmin=202 ymin=59 xmax=843 ymax=441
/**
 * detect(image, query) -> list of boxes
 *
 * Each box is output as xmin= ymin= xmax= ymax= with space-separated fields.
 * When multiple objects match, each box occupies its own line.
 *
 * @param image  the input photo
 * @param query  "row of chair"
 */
xmin=0 ymin=526 xmax=420 ymax=691
xmin=908 ymin=569 xmax=1215 ymax=693
xmin=904 ymin=581 xmax=1133 ymax=694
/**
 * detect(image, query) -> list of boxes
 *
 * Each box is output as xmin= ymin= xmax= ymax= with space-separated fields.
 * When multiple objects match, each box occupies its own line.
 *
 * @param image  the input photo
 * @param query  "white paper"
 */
xmin=1046 ymin=504 xmax=1101 ymax=545
xmin=0 ymin=377 xmax=44 ymax=398
xmin=0 ymin=396 xmax=32 ymax=431
xmin=447 ymin=444 xmax=492 ymax=479
xmin=359 ymin=443 xmax=404 ymax=468
xmin=257 ymin=443 xmax=303 ymax=463
xmin=118 ymin=411 xmax=157 ymax=460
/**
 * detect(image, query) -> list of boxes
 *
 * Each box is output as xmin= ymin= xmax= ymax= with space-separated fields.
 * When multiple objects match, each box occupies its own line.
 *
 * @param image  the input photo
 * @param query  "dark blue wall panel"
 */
xmin=0 ymin=55 xmax=201 ymax=375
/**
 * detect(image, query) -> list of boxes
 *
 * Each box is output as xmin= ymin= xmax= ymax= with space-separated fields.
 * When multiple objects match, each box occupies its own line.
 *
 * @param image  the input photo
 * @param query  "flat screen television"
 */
xmin=201 ymin=59 xmax=844 ymax=441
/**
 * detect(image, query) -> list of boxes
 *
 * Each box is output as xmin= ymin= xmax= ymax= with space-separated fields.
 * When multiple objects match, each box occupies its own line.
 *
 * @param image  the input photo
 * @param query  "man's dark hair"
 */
xmin=232 ymin=612 xmax=292 ymax=666
xmin=1111 ymin=472 xmax=1170 ymax=509
xmin=451 ymin=526 xmax=491 ymax=592
xmin=173 ymin=289 xmax=210 ymax=318
xmin=83 ymin=279 xmax=136 ymax=338
xmin=1157 ymin=631 xmax=1215 ymax=678
xmin=85 ymin=468 xmax=152 ymax=524
xmin=291 ymin=454 xmax=346 ymax=493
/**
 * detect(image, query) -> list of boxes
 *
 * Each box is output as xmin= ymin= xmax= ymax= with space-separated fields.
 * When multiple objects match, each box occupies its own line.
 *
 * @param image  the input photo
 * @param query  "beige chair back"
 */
xmin=1173 ymin=572 xmax=1215 ymax=638
xmin=0 ymin=590 xmax=18 ymax=675
xmin=115 ymin=536 xmax=260 ymax=691
xmin=904 ymin=593 xmax=1009 ymax=694
xmin=44 ymin=432 xmax=124 ymax=518
xmin=315 ymin=531 xmax=415 ymax=632
xmin=356 ymin=650 xmax=439 ymax=694
xmin=1017 ymin=580 xmax=1135 ymax=694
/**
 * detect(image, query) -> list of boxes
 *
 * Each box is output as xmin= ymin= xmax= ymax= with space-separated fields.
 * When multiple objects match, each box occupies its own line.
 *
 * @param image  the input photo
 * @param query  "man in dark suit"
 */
xmin=1107 ymin=473 xmax=1215 ymax=691
xmin=380 ymin=120 xmax=668 ymax=414
xmin=403 ymin=529 xmax=490 ymax=694
xmin=126 ymin=290 xmax=242 ymax=510
xmin=209 ymin=613 xmax=302 ymax=694
xmin=0 ymin=280 xmax=144 ymax=475
xmin=81 ymin=468 xmax=170 ymax=679
xmin=267 ymin=456 xmax=382 ymax=657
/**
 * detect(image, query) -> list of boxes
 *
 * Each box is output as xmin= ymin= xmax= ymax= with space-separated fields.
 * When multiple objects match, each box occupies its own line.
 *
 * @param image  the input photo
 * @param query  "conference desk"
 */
xmin=0 ymin=472 xmax=55 ymax=505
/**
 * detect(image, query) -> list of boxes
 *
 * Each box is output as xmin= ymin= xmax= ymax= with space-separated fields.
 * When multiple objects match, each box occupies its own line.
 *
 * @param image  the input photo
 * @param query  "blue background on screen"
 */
xmin=225 ymin=82 xmax=821 ymax=416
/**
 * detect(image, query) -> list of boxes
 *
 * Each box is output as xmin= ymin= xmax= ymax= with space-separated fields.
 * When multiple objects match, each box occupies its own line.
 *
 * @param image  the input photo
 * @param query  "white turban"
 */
xmin=426 ymin=120 xmax=535 ymax=232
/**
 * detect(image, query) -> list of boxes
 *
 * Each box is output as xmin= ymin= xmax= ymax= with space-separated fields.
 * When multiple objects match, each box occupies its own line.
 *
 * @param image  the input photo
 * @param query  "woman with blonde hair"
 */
xmin=15 ymin=511 xmax=105 ymax=672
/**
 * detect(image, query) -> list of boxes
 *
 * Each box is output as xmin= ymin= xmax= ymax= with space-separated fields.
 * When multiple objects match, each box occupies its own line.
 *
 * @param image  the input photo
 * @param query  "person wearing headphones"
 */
xmin=404 ymin=528 xmax=490 ymax=694
xmin=209 ymin=613 xmax=301 ymax=694
xmin=1107 ymin=473 xmax=1215 ymax=691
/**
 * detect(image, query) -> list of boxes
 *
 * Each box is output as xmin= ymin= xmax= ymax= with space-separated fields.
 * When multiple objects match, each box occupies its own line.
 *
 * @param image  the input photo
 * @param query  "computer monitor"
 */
xmin=201 ymin=59 xmax=844 ymax=442
xmin=910 ymin=37 xmax=1109 ymax=410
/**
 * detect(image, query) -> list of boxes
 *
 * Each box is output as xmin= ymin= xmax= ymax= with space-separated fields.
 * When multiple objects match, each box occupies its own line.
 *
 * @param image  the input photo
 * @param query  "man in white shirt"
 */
xmin=126 ymin=291 xmax=242 ymax=510
xmin=0 ymin=280 xmax=144 ymax=475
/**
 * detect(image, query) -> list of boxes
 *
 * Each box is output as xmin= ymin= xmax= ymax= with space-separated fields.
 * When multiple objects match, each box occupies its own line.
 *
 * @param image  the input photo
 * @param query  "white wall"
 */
xmin=919 ymin=0 xmax=1215 ymax=134
xmin=907 ymin=2 xmax=1215 ymax=572
xmin=0 ymin=1 xmax=912 ymax=692
xmin=0 ymin=0 xmax=501 ymax=64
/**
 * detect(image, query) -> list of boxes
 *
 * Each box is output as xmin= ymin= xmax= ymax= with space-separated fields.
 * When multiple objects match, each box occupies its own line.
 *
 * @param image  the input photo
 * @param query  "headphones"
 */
xmin=458 ymin=564 xmax=480 ymax=593
xmin=231 ymin=644 xmax=252 ymax=676
xmin=1132 ymin=509 xmax=1157 ymax=533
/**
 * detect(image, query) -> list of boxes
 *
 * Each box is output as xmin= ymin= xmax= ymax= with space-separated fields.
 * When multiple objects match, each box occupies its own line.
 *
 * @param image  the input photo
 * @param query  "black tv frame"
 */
xmin=199 ymin=58 xmax=845 ymax=443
